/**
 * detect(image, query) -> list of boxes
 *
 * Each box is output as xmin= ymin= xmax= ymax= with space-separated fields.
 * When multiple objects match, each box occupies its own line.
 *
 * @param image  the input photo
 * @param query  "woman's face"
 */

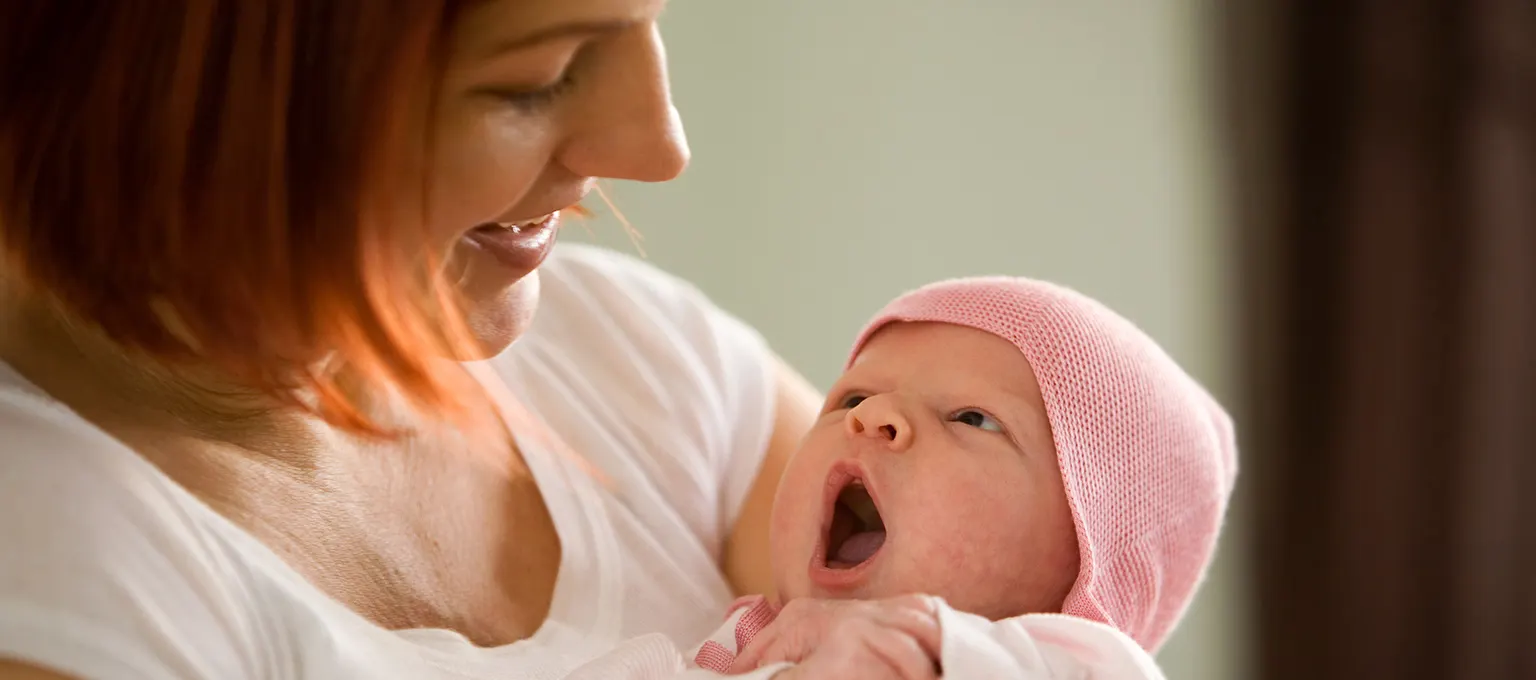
xmin=425 ymin=0 xmax=687 ymax=352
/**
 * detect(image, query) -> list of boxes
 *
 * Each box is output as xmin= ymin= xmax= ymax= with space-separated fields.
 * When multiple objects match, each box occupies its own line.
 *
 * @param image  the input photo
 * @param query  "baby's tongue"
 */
xmin=834 ymin=530 xmax=886 ymax=565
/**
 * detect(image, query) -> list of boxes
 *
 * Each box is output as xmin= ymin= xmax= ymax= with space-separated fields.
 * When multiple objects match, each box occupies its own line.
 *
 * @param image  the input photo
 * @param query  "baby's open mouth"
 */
xmin=824 ymin=479 xmax=886 ymax=569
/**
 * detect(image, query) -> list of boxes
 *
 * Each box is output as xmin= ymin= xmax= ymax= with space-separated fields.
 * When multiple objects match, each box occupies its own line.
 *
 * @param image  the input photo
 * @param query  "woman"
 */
xmin=0 ymin=1 xmax=941 ymax=678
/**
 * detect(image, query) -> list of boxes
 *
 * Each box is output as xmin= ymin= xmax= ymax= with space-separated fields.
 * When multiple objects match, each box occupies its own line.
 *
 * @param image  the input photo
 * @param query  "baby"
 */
xmin=690 ymin=277 xmax=1237 ymax=678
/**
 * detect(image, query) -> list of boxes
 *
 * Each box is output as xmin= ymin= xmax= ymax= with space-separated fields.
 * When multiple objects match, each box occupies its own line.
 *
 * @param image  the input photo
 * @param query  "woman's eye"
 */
xmin=492 ymin=71 xmax=577 ymax=113
xmin=953 ymin=409 xmax=1004 ymax=433
xmin=839 ymin=394 xmax=867 ymax=410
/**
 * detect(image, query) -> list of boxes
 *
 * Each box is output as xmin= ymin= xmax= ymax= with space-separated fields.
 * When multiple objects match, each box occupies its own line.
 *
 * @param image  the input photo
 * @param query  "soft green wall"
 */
xmin=571 ymin=2 xmax=1248 ymax=677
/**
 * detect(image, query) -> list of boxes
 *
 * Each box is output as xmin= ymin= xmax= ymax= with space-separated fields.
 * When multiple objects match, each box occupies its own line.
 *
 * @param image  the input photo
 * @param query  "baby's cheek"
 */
xmin=889 ymin=511 xmax=998 ymax=614
xmin=903 ymin=509 xmax=976 ymax=564
xmin=766 ymin=508 xmax=802 ymax=584
xmin=765 ymin=474 xmax=823 ymax=598
xmin=902 ymin=488 xmax=1000 ymax=573
xmin=927 ymin=480 xmax=1050 ymax=593
xmin=945 ymin=503 xmax=1014 ymax=566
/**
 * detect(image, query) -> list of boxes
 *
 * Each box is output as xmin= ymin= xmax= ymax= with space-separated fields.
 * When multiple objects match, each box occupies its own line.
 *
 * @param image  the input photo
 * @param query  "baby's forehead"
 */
xmin=846 ymin=321 xmax=1046 ymax=403
xmin=851 ymin=320 xmax=1018 ymax=362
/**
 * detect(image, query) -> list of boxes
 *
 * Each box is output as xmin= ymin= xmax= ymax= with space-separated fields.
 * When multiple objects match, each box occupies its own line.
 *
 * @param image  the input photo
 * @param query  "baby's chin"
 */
xmin=775 ymin=567 xmax=894 ymax=604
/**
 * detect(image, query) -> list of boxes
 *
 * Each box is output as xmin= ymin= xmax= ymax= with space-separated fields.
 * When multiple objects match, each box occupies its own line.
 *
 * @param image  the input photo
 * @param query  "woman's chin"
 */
xmin=457 ymin=271 xmax=541 ymax=360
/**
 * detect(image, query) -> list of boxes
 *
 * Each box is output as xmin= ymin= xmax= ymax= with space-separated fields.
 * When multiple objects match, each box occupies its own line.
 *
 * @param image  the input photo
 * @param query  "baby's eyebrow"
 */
xmin=987 ymin=390 xmax=1051 ymax=435
xmin=996 ymin=382 xmax=1047 ymax=413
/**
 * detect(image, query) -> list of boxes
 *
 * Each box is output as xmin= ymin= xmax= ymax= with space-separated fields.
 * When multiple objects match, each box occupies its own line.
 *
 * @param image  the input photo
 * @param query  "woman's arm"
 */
xmin=722 ymin=355 xmax=823 ymax=599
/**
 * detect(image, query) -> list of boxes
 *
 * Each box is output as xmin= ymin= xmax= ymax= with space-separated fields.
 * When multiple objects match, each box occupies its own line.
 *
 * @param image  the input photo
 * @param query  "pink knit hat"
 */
xmin=847 ymin=277 xmax=1238 ymax=651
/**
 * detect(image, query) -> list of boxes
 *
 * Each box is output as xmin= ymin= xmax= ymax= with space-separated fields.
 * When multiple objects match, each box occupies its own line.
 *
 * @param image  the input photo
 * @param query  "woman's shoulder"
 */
xmin=0 ymin=369 xmax=274 ymax=677
xmin=0 ymin=368 xmax=475 ymax=679
xmin=0 ymin=366 xmax=174 ymax=503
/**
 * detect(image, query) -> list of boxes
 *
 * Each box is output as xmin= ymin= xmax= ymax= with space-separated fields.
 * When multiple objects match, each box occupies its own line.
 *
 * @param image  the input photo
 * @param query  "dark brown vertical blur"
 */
xmin=1223 ymin=0 xmax=1536 ymax=677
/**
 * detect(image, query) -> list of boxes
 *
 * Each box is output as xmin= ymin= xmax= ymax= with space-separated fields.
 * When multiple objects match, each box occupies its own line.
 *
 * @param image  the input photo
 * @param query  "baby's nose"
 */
xmin=844 ymin=395 xmax=915 ymax=451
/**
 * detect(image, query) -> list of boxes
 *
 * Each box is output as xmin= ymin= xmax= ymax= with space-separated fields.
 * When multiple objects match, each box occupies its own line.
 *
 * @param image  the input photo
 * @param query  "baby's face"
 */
xmin=768 ymin=322 xmax=1080 ymax=619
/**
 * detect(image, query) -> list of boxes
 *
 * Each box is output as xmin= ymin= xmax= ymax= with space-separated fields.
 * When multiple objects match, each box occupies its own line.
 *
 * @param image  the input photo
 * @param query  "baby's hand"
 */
xmin=728 ymin=595 xmax=942 ymax=679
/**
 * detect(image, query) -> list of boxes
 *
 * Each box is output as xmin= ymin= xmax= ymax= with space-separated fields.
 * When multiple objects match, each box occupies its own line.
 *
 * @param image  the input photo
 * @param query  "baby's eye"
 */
xmin=952 ymin=409 xmax=1005 ymax=433
xmin=840 ymin=394 xmax=867 ymax=409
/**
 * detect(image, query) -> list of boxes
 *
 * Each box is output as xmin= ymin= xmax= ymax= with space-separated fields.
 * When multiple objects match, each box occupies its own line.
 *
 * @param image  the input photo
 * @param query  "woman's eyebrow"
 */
xmin=482 ymin=19 xmax=637 ymax=58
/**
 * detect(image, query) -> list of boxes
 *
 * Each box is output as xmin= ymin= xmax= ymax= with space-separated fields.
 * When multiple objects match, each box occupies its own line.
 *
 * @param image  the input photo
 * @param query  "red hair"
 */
xmin=0 ymin=2 xmax=484 ymax=434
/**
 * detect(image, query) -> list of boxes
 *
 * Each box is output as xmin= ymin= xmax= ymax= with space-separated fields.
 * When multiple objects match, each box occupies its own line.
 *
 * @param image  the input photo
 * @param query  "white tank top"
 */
xmin=0 ymin=244 xmax=786 ymax=679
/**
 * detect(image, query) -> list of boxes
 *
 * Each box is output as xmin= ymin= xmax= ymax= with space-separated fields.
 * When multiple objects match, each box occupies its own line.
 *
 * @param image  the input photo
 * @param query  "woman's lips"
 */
xmin=461 ymin=211 xmax=561 ymax=272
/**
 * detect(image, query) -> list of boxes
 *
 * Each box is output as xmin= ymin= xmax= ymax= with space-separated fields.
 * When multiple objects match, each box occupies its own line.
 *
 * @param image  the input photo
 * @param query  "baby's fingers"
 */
xmin=873 ymin=596 xmax=943 ymax=662
xmin=805 ymin=619 xmax=938 ymax=680
xmin=858 ymin=623 xmax=940 ymax=680
xmin=727 ymin=621 xmax=788 ymax=674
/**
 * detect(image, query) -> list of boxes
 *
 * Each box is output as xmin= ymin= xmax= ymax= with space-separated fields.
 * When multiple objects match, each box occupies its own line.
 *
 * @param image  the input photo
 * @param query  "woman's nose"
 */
xmin=844 ymin=394 xmax=915 ymax=451
xmin=558 ymin=24 xmax=690 ymax=183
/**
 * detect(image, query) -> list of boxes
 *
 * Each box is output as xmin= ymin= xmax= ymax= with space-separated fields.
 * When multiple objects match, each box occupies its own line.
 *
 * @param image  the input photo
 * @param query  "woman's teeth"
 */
xmin=496 ymin=214 xmax=552 ymax=233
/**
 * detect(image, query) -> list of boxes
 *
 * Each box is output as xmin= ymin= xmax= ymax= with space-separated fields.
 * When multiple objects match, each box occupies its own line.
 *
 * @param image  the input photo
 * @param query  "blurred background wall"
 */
xmin=571 ymin=2 xmax=1249 ymax=678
